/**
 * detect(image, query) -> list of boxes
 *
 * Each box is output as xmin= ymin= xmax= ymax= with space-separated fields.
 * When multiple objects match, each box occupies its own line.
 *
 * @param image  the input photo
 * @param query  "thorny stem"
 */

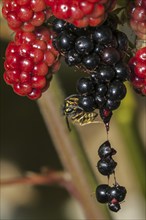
xmin=37 ymin=76 xmax=111 ymax=220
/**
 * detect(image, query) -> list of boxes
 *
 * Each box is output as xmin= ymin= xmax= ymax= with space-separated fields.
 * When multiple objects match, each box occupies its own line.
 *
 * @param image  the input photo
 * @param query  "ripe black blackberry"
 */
xmin=52 ymin=17 xmax=130 ymax=126
xmin=95 ymin=140 xmax=127 ymax=212
xmin=51 ymin=17 xmax=130 ymax=75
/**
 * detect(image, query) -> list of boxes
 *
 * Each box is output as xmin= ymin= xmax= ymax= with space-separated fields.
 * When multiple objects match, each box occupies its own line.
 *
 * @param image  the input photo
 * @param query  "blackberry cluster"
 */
xmin=53 ymin=18 xmax=130 ymax=126
xmin=4 ymin=26 xmax=60 ymax=99
xmin=95 ymin=140 xmax=127 ymax=212
xmin=52 ymin=16 xmax=129 ymax=72
xmin=129 ymin=47 xmax=146 ymax=96
xmin=45 ymin=0 xmax=117 ymax=28
xmin=75 ymin=73 xmax=128 ymax=127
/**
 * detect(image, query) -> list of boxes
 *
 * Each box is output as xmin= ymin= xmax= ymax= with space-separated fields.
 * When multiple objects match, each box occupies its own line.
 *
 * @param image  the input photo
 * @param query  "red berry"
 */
xmin=45 ymin=0 xmax=116 ymax=28
xmin=129 ymin=1 xmax=146 ymax=40
xmin=27 ymin=88 xmax=42 ymax=99
xmin=4 ymin=26 xmax=61 ymax=99
xmin=134 ymin=62 xmax=146 ymax=78
xmin=129 ymin=47 xmax=146 ymax=96
xmin=2 ymin=0 xmax=51 ymax=32
xmin=135 ymin=47 xmax=146 ymax=63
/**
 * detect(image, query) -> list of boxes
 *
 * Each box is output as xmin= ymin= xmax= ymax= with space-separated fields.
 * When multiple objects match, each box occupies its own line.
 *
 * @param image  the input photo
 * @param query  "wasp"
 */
xmin=62 ymin=94 xmax=98 ymax=130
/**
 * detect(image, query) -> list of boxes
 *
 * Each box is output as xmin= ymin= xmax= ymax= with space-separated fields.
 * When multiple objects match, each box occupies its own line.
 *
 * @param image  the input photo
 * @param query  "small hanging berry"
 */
xmin=95 ymin=140 xmax=127 ymax=212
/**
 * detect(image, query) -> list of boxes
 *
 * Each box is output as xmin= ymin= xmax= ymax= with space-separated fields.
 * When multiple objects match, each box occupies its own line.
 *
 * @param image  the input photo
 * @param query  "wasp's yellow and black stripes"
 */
xmin=62 ymin=94 xmax=98 ymax=127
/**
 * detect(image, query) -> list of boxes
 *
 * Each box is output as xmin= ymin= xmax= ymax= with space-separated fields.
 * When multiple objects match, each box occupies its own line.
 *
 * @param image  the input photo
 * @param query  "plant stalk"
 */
xmin=37 ymin=76 xmax=111 ymax=220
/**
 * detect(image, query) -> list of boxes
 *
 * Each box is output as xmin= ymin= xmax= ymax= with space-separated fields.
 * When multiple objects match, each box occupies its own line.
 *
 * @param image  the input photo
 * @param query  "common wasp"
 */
xmin=62 ymin=94 xmax=98 ymax=130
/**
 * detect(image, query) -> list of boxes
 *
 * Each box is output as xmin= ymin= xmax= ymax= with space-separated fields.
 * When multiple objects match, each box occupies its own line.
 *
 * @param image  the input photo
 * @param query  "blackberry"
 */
xmin=129 ymin=47 xmax=146 ymax=96
xmin=4 ymin=27 xmax=60 ymax=99
xmin=96 ymin=184 xmax=111 ymax=203
xmin=115 ymin=62 xmax=131 ymax=81
xmin=45 ymin=0 xmax=116 ymax=28
xmin=55 ymin=32 xmax=74 ymax=52
xmin=52 ymin=18 xmax=66 ymax=33
xmin=2 ymin=0 xmax=50 ymax=32
xmin=94 ymin=43 xmax=105 ymax=54
xmin=107 ymin=81 xmax=127 ymax=101
xmin=92 ymin=26 xmax=113 ymax=44
xmin=105 ymin=99 xmax=121 ymax=111
xmin=82 ymin=53 xmax=100 ymax=70
xmin=76 ymin=77 xmax=94 ymax=95
xmin=101 ymin=47 xmax=121 ymax=65
xmin=94 ymin=95 xmax=106 ymax=108
xmin=75 ymin=36 xmax=94 ymax=55
xmin=98 ymin=141 xmax=116 ymax=159
xmin=95 ymin=84 xmax=108 ymax=96
xmin=108 ymin=185 xmax=127 ymax=202
xmin=94 ymin=65 xmax=115 ymax=82
xmin=65 ymin=49 xmax=82 ymax=66
xmin=108 ymin=201 xmax=121 ymax=212
xmin=78 ymin=95 xmax=95 ymax=112
xmin=97 ymin=158 xmax=117 ymax=176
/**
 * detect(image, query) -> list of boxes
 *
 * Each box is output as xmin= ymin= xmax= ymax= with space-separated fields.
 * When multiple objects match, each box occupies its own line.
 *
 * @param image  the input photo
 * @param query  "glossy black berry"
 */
xmin=107 ymin=81 xmax=127 ymax=101
xmin=94 ymin=95 xmax=106 ymax=108
xmin=105 ymin=99 xmax=121 ymax=111
xmin=75 ymin=36 xmax=94 ymax=55
xmin=94 ymin=43 xmax=105 ymax=54
xmin=97 ymin=158 xmax=117 ymax=176
xmin=95 ymin=84 xmax=107 ymax=96
xmin=108 ymin=202 xmax=121 ymax=212
xmin=115 ymin=62 xmax=131 ymax=81
xmin=95 ymin=65 xmax=115 ymax=82
xmin=96 ymin=184 xmax=111 ymax=203
xmin=76 ymin=77 xmax=94 ymax=95
xmin=108 ymin=185 xmax=127 ymax=202
xmin=93 ymin=26 xmax=113 ymax=44
xmin=65 ymin=49 xmax=82 ymax=66
xmin=82 ymin=53 xmax=100 ymax=70
xmin=98 ymin=141 xmax=117 ymax=158
xmin=115 ymin=31 xmax=128 ymax=51
xmin=78 ymin=95 xmax=95 ymax=112
xmin=52 ymin=19 xmax=66 ymax=33
xmin=56 ymin=32 xmax=74 ymax=52
xmin=101 ymin=48 xmax=121 ymax=65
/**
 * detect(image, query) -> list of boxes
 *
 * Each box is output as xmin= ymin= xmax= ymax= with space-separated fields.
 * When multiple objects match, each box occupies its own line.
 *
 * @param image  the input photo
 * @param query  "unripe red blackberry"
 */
xmin=129 ymin=47 xmax=146 ymax=96
xmin=128 ymin=0 xmax=146 ymax=40
xmin=2 ymin=0 xmax=52 ymax=32
xmin=45 ymin=0 xmax=117 ymax=28
xmin=4 ymin=26 xmax=60 ymax=99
